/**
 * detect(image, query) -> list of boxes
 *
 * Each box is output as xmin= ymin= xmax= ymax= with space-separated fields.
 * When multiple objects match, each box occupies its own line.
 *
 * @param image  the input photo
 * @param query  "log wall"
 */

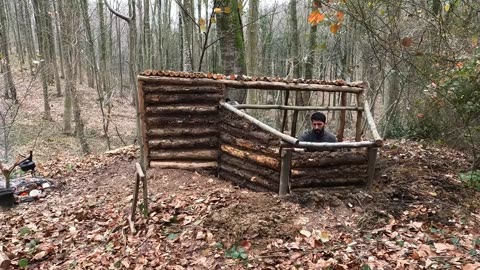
xmin=138 ymin=81 xmax=223 ymax=169
xmin=218 ymin=108 xmax=280 ymax=191
xmin=290 ymin=150 xmax=368 ymax=188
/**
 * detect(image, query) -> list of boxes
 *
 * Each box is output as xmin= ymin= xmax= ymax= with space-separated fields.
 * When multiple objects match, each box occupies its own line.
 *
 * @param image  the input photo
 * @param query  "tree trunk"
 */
xmin=20 ymin=0 xmax=35 ymax=76
xmin=181 ymin=0 xmax=194 ymax=71
xmin=217 ymin=0 xmax=247 ymax=103
xmin=0 ymin=0 xmax=17 ymax=102
xmin=60 ymin=0 xmax=89 ymax=154
xmin=53 ymin=0 xmax=65 ymax=79
xmin=246 ymin=0 xmax=259 ymax=104
xmin=116 ymin=16 xmax=124 ymax=96
xmin=32 ymin=0 xmax=53 ymax=120
xmin=12 ymin=1 xmax=25 ymax=68
xmin=143 ymin=0 xmax=151 ymax=69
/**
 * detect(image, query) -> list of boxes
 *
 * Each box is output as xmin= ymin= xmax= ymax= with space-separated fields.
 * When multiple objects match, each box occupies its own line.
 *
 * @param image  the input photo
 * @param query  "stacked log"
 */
xmin=219 ymin=108 xmax=280 ymax=191
xmin=140 ymin=83 xmax=223 ymax=169
xmin=290 ymin=150 xmax=368 ymax=188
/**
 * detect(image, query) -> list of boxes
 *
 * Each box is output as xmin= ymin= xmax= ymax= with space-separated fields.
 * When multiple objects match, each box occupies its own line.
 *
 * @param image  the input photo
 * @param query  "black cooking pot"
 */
xmin=18 ymin=160 xmax=36 ymax=172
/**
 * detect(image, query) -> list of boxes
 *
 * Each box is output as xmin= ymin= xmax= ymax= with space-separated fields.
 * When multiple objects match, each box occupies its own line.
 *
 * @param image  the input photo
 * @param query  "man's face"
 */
xmin=312 ymin=120 xmax=325 ymax=134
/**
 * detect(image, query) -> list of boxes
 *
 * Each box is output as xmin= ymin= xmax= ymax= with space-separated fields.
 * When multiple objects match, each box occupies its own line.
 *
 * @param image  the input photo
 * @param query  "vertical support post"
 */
xmin=130 ymin=172 xmax=140 ymax=222
xmin=280 ymin=90 xmax=290 ymax=133
xmin=355 ymin=93 xmax=364 ymax=141
xmin=337 ymin=92 xmax=347 ymax=142
xmin=135 ymin=163 xmax=148 ymax=218
xmin=137 ymin=80 xmax=149 ymax=169
xmin=291 ymin=110 xmax=299 ymax=137
xmin=366 ymin=147 xmax=378 ymax=188
xmin=279 ymin=147 xmax=292 ymax=195
xmin=129 ymin=162 xmax=148 ymax=233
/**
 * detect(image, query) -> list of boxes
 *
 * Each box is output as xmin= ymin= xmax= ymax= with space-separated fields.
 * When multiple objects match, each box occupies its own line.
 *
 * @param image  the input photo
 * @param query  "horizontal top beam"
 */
xmin=234 ymin=104 xmax=364 ymax=111
xmin=138 ymin=76 xmax=365 ymax=93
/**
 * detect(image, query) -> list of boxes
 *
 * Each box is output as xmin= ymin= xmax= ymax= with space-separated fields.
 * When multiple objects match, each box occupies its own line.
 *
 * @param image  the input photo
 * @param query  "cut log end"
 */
xmin=0 ymin=250 xmax=10 ymax=269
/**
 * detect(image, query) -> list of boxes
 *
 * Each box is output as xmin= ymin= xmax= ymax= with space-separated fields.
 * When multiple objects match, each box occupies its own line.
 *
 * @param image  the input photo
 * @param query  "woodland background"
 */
xmin=0 ymin=0 xmax=479 ymax=169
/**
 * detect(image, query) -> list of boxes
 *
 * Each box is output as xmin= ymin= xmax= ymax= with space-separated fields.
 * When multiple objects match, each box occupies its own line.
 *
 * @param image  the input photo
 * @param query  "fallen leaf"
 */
xmin=300 ymin=229 xmax=311 ymax=238
xmin=434 ymin=242 xmax=455 ymax=253
xmin=32 ymin=251 xmax=47 ymax=261
xmin=463 ymin=263 xmax=480 ymax=270
xmin=240 ymin=239 xmax=251 ymax=250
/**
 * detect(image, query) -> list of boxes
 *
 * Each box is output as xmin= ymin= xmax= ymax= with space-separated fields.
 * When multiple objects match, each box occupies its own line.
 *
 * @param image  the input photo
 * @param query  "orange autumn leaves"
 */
xmin=307 ymin=10 xmax=325 ymax=25
xmin=308 ymin=7 xmax=345 ymax=34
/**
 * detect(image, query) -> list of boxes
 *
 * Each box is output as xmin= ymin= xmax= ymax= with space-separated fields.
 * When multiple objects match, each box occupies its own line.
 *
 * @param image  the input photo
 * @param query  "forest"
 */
xmin=0 ymin=0 xmax=479 ymax=269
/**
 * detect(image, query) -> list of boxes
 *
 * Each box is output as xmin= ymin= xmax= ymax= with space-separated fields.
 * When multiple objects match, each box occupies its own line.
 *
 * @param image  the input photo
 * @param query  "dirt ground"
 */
xmin=1 ymin=72 xmax=479 ymax=269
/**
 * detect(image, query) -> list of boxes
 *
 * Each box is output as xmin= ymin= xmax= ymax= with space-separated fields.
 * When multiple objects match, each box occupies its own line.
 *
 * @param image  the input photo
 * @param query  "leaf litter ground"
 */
xmin=1 ymin=141 xmax=479 ymax=269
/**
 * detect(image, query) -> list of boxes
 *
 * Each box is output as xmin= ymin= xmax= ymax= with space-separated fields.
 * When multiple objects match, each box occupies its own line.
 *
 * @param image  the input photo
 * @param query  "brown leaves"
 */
xmin=330 ymin=23 xmax=342 ymax=34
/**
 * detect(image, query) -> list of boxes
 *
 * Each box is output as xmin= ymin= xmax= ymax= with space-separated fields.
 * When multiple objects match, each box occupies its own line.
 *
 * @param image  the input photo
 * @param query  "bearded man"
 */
xmin=298 ymin=112 xmax=337 ymax=143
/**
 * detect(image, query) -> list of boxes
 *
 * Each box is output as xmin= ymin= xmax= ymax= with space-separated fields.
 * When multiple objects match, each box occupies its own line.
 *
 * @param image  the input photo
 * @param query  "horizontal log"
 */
xmin=146 ymin=105 xmax=218 ymax=115
xmin=221 ymin=154 xmax=279 ymax=182
xmin=291 ymin=165 xmax=368 ymax=177
xmin=148 ymin=127 xmax=218 ymax=138
xmin=142 ymin=84 xmax=222 ymax=94
xmin=221 ymin=144 xmax=280 ymax=170
xmin=282 ymin=140 xmax=377 ymax=150
xmin=146 ymin=115 xmax=219 ymax=128
xmin=149 ymin=149 xmax=218 ymax=160
xmin=234 ymin=104 xmax=363 ymax=111
xmin=149 ymin=137 xmax=218 ymax=149
xmin=291 ymin=151 xmax=368 ymax=168
xmin=221 ymin=102 xmax=298 ymax=145
xmin=220 ymin=133 xmax=278 ymax=156
xmin=145 ymin=93 xmax=222 ymax=105
xmin=290 ymin=178 xmax=365 ymax=189
xmin=220 ymin=124 xmax=278 ymax=145
xmin=219 ymin=170 xmax=275 ymax=192
xmin=138 ymin=76 xmax=365 ymax=93
xmin=150 ymin=161 xmax=218 ymax=169
xmin=219 ymin=163 xmax=278 ymax=190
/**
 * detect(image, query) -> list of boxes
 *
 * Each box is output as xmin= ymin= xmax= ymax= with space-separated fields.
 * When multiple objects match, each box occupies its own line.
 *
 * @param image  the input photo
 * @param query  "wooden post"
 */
xmin=366 ymin=147 xmax=378 ymax=188
xmin=364 ymin=100 xmax=383 ymax=146
xmin=137 ymin=80 xmax=149 ymax=169
xmin=280 ymin=90 xmax=290 ymax=133
xmin=337 ymin=92 xmax=347 ymax=142
xmin=291 ymin=110 xmax=299 ymax=137
xmin=355 ymin=93 xmax=364 ymax=141
xmin=129 ymin=163 xmax=148 ymax=233
xmin=279 ymin=148 xmax=292 ymax=195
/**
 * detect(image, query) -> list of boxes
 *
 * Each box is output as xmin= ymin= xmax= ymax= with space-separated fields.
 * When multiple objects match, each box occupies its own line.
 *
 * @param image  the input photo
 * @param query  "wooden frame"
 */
xmin=137 ymin=71 xmax=383 ymax=195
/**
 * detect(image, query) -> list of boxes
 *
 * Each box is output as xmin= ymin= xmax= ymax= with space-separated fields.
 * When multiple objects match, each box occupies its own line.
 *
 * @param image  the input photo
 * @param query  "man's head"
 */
xmin=311 ymin=112 xmax=327 ymax=135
